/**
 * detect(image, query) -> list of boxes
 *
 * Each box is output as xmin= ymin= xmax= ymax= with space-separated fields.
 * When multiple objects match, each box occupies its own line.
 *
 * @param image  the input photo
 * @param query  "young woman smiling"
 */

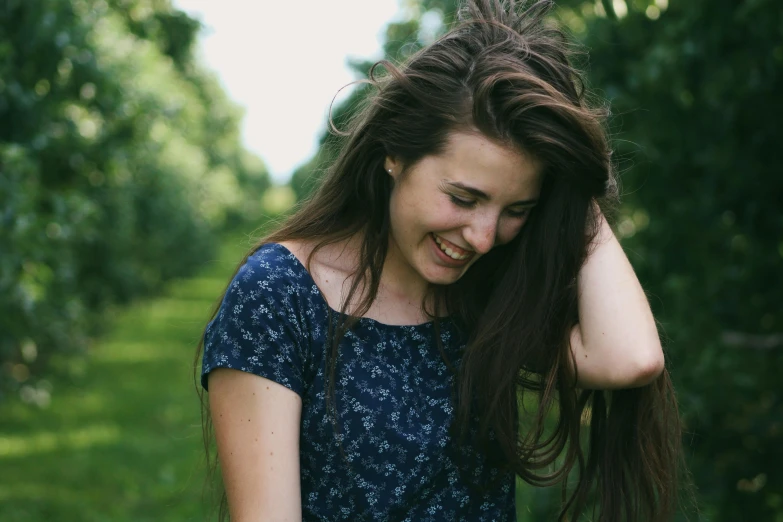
xmin=196 ymin=1 xmax=684 ymax=520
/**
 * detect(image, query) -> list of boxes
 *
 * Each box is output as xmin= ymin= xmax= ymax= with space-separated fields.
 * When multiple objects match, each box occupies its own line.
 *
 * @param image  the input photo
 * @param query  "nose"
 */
xmin=464 ymin=213 xmax=498 ymax=255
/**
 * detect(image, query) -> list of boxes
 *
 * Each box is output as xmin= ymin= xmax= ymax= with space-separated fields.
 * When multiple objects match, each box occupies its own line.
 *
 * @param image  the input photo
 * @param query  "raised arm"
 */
xmin=569 ymin=209 xmax=665 ymax=389
xmin=209 ymin=369 xmax=303 ymax=522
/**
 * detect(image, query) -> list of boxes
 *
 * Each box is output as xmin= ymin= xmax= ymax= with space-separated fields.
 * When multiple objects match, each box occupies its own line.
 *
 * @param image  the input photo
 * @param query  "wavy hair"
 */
xmin=197 ymin=1 xmax=685 ymax=520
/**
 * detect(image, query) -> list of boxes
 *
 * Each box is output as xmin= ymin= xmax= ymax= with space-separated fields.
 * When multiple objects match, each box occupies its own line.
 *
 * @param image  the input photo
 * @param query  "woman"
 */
xmin=197 ymin=1 xmax=684 ymax=520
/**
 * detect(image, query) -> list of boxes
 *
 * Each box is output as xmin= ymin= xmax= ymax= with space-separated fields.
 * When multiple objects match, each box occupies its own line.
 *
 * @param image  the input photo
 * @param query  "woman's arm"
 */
xmin=209 ymin=368 xmax=303 ymax=522
xmin=569 ymin=209 xmax=665 ymax=389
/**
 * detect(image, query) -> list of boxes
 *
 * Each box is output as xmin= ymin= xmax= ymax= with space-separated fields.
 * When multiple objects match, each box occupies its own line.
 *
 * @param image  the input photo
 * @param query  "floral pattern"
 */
xmin=202 ymin=243 xmax=514 ymax=521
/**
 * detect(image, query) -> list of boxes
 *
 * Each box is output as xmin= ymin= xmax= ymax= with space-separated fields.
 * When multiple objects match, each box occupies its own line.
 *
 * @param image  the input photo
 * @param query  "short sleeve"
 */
xmin=200 ymin=245 xmax=312 ymax=397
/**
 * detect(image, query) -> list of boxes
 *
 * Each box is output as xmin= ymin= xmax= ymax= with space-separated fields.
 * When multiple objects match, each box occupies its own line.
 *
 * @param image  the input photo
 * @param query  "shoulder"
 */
xmin=203 ymin=242 xmax=324 ymax=394
xmin=237 ymin=242 xmax=309 ymax=286
xmin=223 ymin=242 xmax=320 ymax=314
xmin=245 ymin=242 xmax=299 ymax=270
xmin=276 ymin=240 xmax=314 ymax=272
xmin=276 ymin=239 xmax=353 ymax=275
xmin=278 ymin=238 xmax=358 ymax=312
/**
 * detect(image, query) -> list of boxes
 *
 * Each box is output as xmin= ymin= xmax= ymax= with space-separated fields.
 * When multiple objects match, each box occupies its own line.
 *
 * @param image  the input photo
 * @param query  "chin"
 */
xmin=420 ymin=265 xmax=468 ymax=286
xmin=425 ymin=275 xmax=460 ymax=286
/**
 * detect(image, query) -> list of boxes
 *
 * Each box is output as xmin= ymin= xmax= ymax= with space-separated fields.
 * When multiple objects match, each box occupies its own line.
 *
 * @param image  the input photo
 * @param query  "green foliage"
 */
xmin=0 ymin=0 xmax=268 ymax=399
xmin=0 ymin=231 xmax=251 ymax=521
xmin=291 ymin=0 xmax=782 ymax=519
xmin=568 ymin=1 xmax=783 ymax=519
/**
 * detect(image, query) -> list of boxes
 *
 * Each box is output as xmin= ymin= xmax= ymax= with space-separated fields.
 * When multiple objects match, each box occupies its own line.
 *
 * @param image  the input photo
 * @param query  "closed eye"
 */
xmin=449 ymin=194 xmax=476 ymax=208
xmin=507 ymin=208 xmax=531 ymax=218
xmin=451 ymin=194 xmax=533 ymax=217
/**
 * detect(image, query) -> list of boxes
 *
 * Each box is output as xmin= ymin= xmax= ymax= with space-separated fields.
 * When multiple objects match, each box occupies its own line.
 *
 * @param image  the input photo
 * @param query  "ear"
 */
xmin=384 ymin=156 xmax=400 ymax=179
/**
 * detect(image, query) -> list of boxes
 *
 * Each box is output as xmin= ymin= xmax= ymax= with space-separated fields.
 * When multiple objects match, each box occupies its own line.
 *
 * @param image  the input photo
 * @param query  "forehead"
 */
xmin=430 ymin=131 xmax=542 ymax=197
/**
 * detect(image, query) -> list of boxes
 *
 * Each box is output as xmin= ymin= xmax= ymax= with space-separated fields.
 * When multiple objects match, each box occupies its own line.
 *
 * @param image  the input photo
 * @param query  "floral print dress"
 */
xmin=201 ymin=243 xmax=514 ymax=521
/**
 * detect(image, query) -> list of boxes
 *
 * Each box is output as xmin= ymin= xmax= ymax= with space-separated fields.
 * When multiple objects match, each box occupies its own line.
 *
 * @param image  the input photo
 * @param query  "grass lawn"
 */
xmin=0 ymin=231 xmax=254 ymax=522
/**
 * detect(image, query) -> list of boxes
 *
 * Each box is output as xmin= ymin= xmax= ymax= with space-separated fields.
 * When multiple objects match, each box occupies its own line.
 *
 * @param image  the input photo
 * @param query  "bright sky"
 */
xmin=173 ymin=0 xmax=403 ymax=184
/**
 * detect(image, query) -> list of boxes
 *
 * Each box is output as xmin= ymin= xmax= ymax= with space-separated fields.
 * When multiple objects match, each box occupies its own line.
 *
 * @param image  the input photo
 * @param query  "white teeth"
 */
xmin=433 ymin=234 xmax=470 ymax=260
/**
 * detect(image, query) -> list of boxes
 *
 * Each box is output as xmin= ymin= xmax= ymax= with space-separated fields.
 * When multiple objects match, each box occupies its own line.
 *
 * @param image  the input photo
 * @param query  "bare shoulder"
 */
xmin=278 ymin=239 xmax=356 ymax=268
xmin=277 ymin=238 xmax=358 ymax=311
xmin=276 ymin=239 xmax=313 ymax=267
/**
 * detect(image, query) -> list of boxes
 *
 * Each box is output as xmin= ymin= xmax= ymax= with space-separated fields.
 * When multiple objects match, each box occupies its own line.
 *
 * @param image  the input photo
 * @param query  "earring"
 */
xmin=387 ymin=168 xmax=392 ymax=174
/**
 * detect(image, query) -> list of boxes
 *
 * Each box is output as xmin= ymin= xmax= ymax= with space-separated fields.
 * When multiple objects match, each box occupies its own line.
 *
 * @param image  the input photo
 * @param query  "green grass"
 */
xmin=0 ymin=231 xmax=255 ymax=522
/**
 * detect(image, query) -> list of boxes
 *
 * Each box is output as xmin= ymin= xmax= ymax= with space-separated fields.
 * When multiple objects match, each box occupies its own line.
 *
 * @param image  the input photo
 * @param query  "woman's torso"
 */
xmin=202 ymin=243 xmax=515 ymax=521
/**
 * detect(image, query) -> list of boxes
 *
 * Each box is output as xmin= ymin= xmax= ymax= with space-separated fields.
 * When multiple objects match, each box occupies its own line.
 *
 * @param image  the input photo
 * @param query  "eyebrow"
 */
xmin=443 ymin=181 xmax=539 ymax=207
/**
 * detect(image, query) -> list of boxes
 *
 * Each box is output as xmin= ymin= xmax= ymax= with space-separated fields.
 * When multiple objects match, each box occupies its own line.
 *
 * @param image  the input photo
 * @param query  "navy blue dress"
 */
xmin=201 ymin=243 xmax=514 ymax=521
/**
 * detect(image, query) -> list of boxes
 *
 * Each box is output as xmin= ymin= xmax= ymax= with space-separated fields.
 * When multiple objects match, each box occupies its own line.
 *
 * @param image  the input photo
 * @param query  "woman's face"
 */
xmin=385 ymin=131 xmax=542 ymax=287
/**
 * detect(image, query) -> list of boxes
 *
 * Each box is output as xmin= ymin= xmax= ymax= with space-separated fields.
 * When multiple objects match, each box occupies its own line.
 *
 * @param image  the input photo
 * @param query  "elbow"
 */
xmin=573 ymin=329 xmax=666 ymax=390
xmin=627 ymin=343 xmax=665 ymax=387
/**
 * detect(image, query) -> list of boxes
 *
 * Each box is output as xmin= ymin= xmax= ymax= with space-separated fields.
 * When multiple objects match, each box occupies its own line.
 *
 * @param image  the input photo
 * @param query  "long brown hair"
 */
xmin=197 ymin=1 xmax=685 ymax=520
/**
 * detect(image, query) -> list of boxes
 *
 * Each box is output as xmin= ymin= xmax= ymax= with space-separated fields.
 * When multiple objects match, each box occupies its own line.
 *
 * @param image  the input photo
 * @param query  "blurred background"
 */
xmin=0 ymin=0 xmax=780 ymax=520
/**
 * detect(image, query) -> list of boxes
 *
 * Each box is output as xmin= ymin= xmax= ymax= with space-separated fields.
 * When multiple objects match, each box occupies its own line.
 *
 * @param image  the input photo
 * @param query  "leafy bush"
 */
xmin=0 ymin=0 xmax=269 ymax=399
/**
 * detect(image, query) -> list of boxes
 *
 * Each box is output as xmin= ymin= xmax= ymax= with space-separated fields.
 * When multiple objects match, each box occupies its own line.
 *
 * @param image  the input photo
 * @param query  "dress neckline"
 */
xmin=267 ymin=242 xmax=448 ymax=330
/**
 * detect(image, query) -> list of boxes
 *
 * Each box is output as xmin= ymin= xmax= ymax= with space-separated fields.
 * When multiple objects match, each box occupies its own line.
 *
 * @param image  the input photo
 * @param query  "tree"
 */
xmin=0 ymin=0 xmax=269 ymax=401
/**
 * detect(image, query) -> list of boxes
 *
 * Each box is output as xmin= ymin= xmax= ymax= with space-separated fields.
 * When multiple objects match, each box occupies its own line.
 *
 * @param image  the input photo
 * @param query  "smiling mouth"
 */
xmin=432 ymin=233 xmax=473 ymax=261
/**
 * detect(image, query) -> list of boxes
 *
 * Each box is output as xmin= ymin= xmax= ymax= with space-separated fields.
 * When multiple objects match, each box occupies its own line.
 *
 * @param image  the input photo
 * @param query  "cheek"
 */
xmin=496 ymin=219 xmax=527 ymax=245
xmin=392 ymin=192 xmax=456 ymax=233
